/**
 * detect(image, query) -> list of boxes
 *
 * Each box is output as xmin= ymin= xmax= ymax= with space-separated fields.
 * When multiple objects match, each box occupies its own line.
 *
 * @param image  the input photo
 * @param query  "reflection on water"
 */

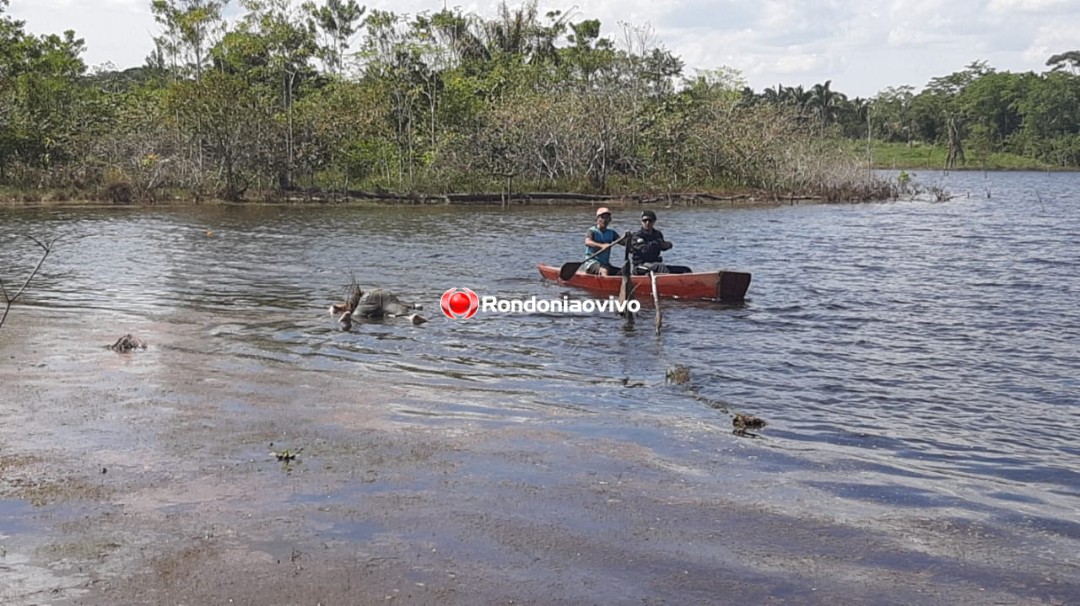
xmin=2 ymin=171 xmax=1079 ymax=535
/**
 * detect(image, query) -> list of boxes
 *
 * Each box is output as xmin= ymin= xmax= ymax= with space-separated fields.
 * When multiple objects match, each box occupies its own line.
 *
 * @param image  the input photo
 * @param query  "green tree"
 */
xmin=0 ymin=8 xmax=90 ymax=184
xmin=809 ymin=80 xmax=845 ymax=131
xmin=151 ymin=0 xmax=229 ymax=80
xmin=1014 ymin=70 xmax=1080 ymax=165
xmin=870 ymin=86 xmax=915 ymax=142
xmin=481 ymin=1 xmax=560 ymax=65
xmin=1046 ymin=50 xmax=1080 ymax=74
xmin=302 ymin=0 xmax=364 ymax=75
xmin=1 ymin=3 xmax=28 ymax=178
xmin=223 ymin=0 xmax=319 ymax=189
xmin=166 ymin=70 xmax=270 ymax=199
xmin=357 ymin=9 xmax=425 ymax=187
xmin=560 ymin=18 xmax=614 ymax=87
xmin=290 ymin=78 xmax=395 ymax=189
xmin=956 ymin=70 xmax=1029 ymax=160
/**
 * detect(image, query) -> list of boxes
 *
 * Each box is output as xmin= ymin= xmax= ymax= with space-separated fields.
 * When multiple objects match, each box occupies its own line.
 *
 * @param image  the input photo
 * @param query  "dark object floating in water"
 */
xmin=733 ymin=413 xmax=766 ymax=430
xmin=666 ymin=365 xmax=691 ymax=385
xmin=271 ymin=447 xmax=303 ymax=462
xmin=331 ymin=283 xmax=426 ymax=331
xmin=110 ymin=334 xmax=146 ymax=353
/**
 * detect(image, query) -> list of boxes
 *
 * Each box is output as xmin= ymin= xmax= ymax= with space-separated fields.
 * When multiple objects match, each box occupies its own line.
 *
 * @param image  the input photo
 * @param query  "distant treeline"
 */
xmin=1 ymin=0 xmax=1075 ymax=203
xmin=749 ymin=56 xmax=1080 ymax=170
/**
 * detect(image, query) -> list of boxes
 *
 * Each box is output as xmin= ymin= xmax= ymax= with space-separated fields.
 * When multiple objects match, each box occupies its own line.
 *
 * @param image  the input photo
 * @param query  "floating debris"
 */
xmin=270 ymin=447 xmax=303 ymax=462
xmin=665 ymin=365 xmax=691 ymax=385
xmin=701 ymin=397 xmax=728 ymax=413
xmin=733 ymin=413 xmax=766 ymax=430
xmin=109 ymin=334 xmax=146 ymax=353
xmin=333 ymin=284 xmax=426 ymax=330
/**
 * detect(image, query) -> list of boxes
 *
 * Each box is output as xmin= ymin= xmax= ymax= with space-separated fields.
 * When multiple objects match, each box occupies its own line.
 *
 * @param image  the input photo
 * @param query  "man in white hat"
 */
xmin=582 ymin=207 xmax=624 ymax=275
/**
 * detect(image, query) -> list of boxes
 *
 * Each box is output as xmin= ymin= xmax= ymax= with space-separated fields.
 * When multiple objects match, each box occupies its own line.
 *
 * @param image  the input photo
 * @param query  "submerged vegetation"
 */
xmin=1 ymin=0 xmax=1078 ymax=205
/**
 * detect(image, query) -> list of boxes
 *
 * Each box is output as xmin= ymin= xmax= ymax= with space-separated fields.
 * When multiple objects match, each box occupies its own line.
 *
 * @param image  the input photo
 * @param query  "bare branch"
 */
xmin=0 ymin=235 xmax=58 ymax=329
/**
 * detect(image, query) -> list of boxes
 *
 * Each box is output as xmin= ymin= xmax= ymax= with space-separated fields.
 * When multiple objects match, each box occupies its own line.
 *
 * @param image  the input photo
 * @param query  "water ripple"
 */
xmin=3 ymin=172 xmax=1078 ymax=533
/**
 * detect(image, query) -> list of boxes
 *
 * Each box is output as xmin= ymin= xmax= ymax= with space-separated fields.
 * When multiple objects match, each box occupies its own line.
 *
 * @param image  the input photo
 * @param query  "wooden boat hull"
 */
xmin=538 ymin=264 xmax=750 ymax=302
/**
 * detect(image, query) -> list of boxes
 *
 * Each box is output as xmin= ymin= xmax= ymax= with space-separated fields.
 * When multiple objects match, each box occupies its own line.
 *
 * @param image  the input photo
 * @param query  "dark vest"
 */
xmin=630 ymin=228 xmax=665 ymax=264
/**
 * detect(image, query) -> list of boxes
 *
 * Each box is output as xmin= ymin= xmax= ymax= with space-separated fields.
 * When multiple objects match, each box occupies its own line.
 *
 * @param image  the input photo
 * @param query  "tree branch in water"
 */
xmin=1 ymin=235 xmax=57 ymax=329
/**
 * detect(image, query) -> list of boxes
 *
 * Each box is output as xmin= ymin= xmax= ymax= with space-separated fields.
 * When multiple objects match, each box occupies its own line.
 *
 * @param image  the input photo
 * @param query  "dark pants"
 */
xmin=633 ymin=262 xmax=692 ymax=275
xmin=585 ymin=262 xmax=623 ymax=276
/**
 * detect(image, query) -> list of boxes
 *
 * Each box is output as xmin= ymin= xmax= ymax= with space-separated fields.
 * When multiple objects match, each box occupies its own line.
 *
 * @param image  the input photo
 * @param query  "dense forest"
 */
xmin=1 ymin=0 xmax=1078 ymax=203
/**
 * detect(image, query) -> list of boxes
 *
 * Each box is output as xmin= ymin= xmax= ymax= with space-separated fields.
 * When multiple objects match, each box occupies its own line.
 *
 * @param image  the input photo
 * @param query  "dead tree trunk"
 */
xmin=945 ymin=116 xmax=965 ymax=170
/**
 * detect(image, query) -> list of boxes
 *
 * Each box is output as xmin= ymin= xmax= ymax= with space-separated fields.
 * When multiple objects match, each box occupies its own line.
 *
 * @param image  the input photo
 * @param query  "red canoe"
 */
xmin=537 ymin=264 xmax=751 ymax=302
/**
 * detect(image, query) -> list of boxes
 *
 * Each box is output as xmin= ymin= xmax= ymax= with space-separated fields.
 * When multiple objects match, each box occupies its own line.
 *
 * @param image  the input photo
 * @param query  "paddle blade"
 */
xmin=718 ymin=271 xmax=752 ymax=302
xmin=559 ymin=262 xmax=583 ymax=281
xmin=650 ymin=271 xmax=662 ymax=335
xmin=619 ymin=268 xmax=635 ymax=324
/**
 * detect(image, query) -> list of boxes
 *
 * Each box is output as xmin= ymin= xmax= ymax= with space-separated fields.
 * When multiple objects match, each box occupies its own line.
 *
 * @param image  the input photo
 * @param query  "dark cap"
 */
xmin=641 ymin=210 xmax=657 ymax=221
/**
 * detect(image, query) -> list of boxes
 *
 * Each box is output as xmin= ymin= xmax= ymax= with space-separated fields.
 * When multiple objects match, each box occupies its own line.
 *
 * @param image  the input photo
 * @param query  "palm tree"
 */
xmin=809 ymin=80 xmax=846 ymax=128
xmin=782 ymin=84 xmax=812 ymax=114
xmin=482 ymin=1 xmax=563 ymax=65
xmin=428 ymin=8 xmax=488 ymax=65
xmin=761 ymin=85 xmax=782 ymax=105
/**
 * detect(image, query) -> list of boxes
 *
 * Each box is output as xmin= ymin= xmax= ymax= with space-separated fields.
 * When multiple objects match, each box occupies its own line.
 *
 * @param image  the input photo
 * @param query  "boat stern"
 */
xmin=717 ymin=271 xmax=751 ymax=302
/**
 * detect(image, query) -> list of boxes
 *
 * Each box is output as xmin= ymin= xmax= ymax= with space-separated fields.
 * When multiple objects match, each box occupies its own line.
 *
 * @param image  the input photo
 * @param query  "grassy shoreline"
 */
xmin=858 ymin=140 xmax=1075 ymax=171
xmin=5 ymin=142 xmax=1073 ymax=209
xmin=0 ymin=188 xmax=871 ymax=209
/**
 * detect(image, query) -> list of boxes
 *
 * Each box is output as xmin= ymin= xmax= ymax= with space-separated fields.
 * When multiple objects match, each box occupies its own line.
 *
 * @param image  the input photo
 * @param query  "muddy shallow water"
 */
xmin=3 ymin=310 xmax=1075 ymax=605
xmin=2 ymin=172 xmax=1079 ymax=604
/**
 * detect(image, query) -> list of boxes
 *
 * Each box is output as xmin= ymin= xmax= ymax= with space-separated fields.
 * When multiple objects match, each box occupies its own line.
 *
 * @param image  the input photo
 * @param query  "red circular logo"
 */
xmin=441 ymin=288 xmax=479 ymax=319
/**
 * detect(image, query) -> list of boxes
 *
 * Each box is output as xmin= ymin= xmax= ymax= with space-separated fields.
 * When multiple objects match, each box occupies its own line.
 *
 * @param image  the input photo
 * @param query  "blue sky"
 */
xmin=7 ymin=0 xmax=1079 ymax=98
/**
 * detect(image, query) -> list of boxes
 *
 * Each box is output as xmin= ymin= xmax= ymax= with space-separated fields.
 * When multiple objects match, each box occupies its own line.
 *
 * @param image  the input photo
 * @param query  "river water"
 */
xmin=2 ymin=170 xmax=1079 ymax=593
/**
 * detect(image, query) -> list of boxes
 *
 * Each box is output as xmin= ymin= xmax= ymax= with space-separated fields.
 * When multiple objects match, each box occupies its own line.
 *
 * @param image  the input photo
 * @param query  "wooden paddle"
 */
xmin=619 ymin=253 xmax=635 ymax=326
xmin=650 ymin=271 xmax=662 ymax=334
xmin=559 ymin=233 xmax=628 ymax=280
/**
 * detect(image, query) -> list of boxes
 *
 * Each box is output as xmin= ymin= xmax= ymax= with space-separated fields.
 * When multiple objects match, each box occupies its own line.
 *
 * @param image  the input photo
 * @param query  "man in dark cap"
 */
xmin=629 ymin=210 xmax=691 ymax=274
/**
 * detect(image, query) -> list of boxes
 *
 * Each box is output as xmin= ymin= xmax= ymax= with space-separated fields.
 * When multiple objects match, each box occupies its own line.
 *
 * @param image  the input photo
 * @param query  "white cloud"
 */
xmin=1023 ymin=23 xmax=1079 ymax=64
xmin=8 ymin=0 xmax=155 ymax=71
xmin=988 ymin=0 xmax=1071 ymax=13
xmin=772 ymin=53 xmax=830 ymax=75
